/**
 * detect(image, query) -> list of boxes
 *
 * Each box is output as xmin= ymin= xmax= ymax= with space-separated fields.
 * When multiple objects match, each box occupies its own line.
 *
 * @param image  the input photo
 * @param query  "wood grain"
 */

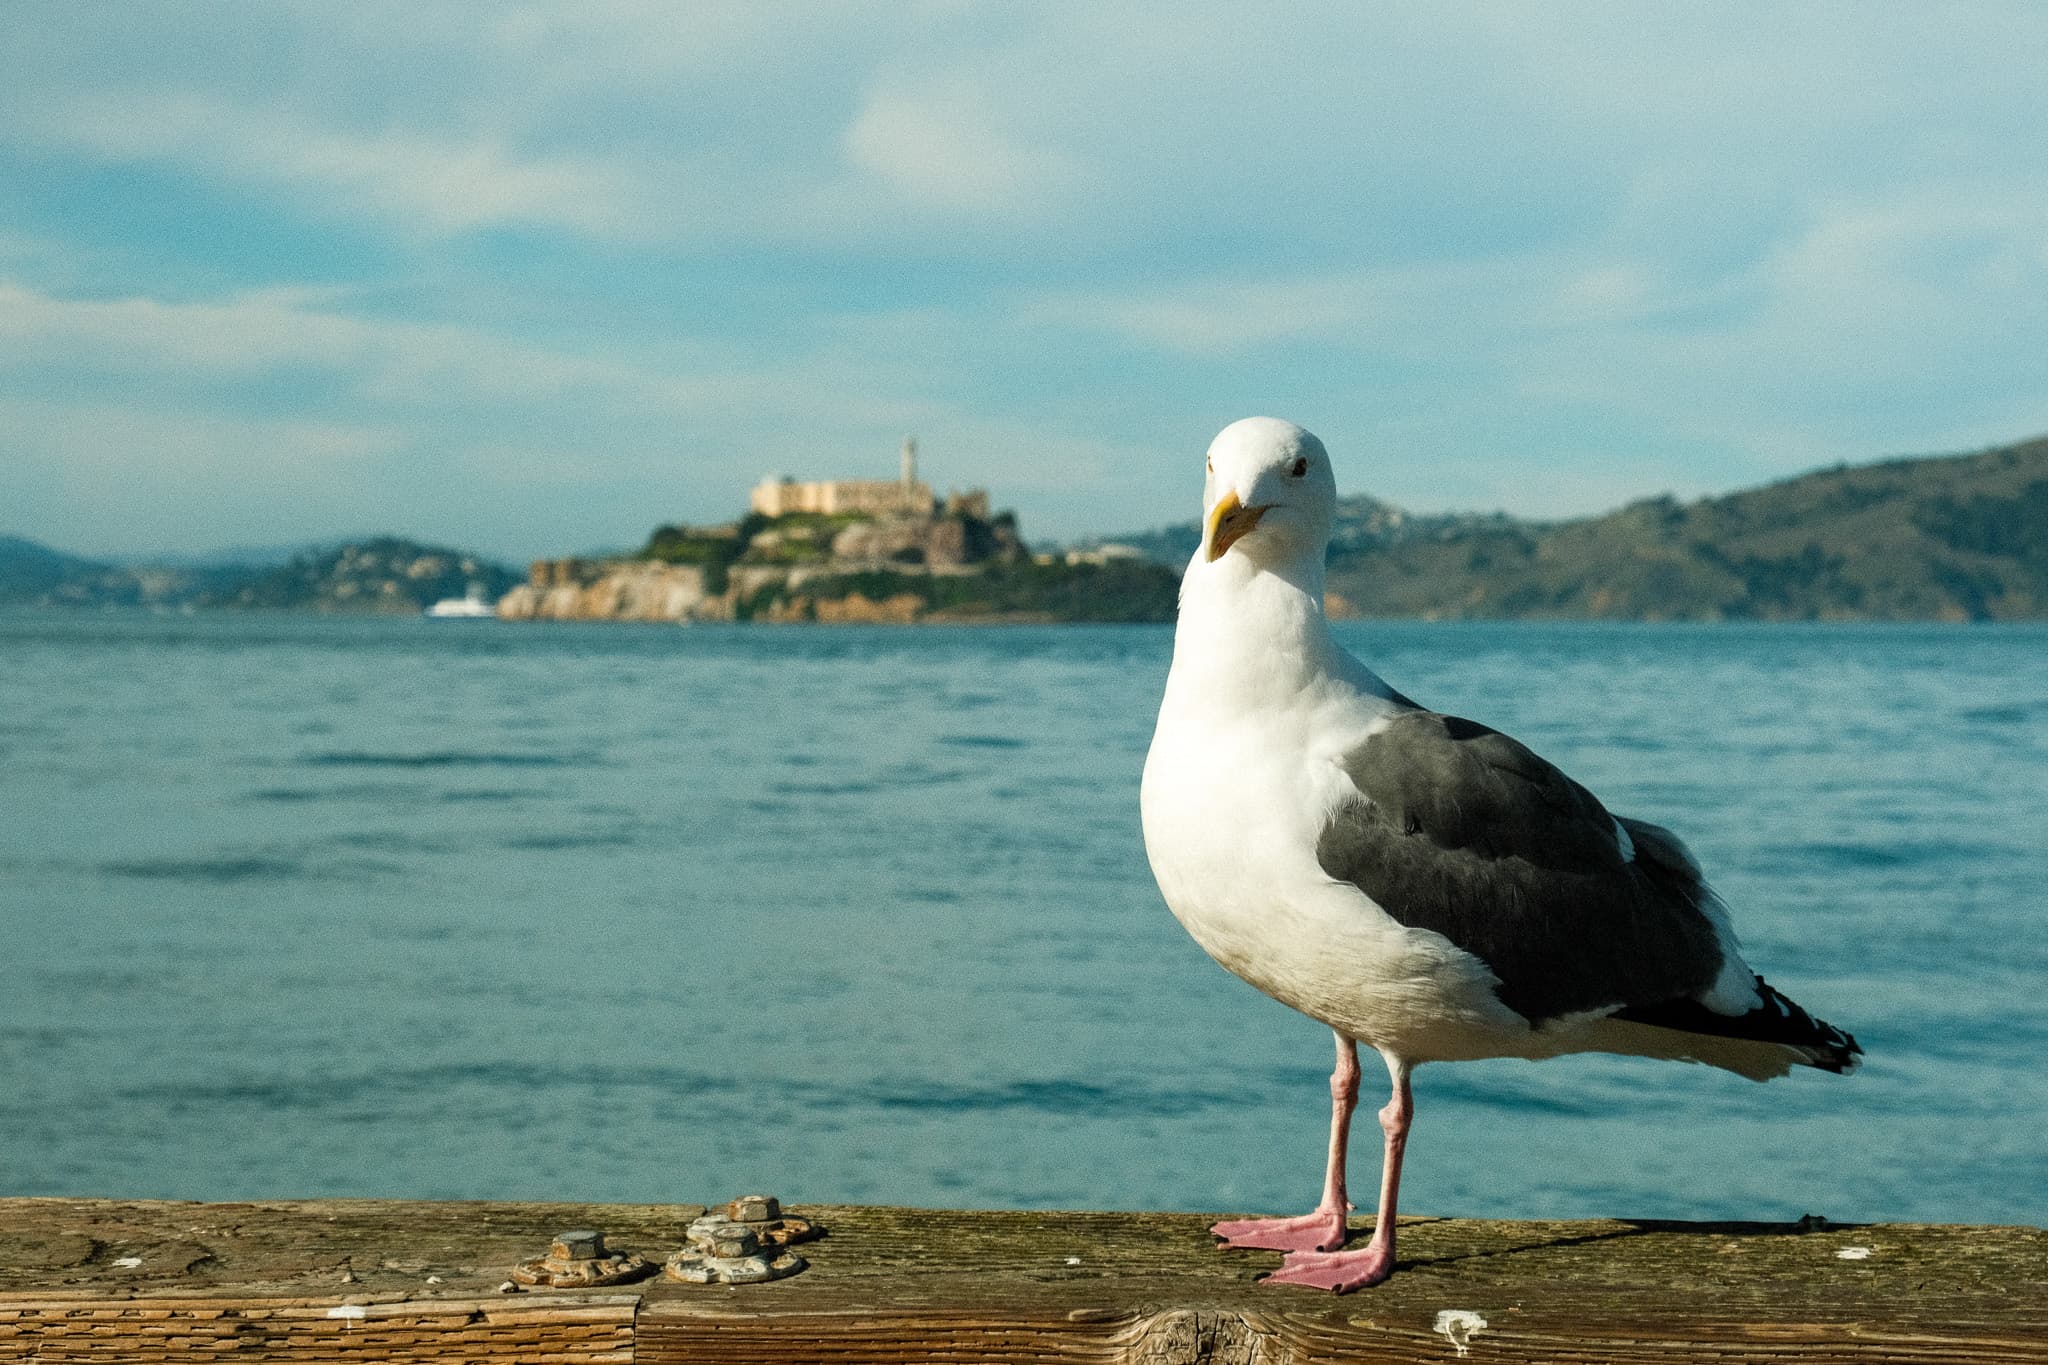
xmin=3 ymin=1199 xmax=2041 ymax=1362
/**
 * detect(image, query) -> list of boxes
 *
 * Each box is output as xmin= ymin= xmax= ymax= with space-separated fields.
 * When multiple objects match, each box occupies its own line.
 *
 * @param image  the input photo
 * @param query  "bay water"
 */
xmin=2 ymin=610 xmax=2042 ymax=1227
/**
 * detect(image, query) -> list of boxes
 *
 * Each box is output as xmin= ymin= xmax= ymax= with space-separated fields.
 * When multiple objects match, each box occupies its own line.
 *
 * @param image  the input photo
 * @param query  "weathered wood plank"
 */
xmin=2 ymin=1199 xmax=2042 ymax=1362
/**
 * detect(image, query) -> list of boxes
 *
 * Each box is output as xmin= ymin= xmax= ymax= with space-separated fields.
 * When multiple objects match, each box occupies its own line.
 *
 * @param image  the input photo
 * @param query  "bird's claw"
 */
xmin=1209 ymin=1208 xmax=1349 ymax=1253
xmin=1261 ymin=1243 xmax=1395 ymax=1293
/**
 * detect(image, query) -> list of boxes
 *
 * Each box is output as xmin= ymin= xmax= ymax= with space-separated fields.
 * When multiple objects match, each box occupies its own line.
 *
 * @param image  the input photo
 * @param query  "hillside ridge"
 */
xmin=1106 ymin=434 xmax=2048 ymax=621
xmin=0 ymin=535 xmax=520 ymax=614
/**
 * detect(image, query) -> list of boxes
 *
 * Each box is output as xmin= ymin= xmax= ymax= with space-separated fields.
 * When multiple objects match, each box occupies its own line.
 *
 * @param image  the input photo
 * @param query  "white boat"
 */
xmin=425 ymin=585 xmax=497 ymax=618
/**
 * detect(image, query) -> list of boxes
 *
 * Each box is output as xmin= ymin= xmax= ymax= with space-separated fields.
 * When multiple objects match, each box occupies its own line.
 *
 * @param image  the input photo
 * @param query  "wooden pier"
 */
xmin=3 ymin=1198 xmax=2042 ymax=1362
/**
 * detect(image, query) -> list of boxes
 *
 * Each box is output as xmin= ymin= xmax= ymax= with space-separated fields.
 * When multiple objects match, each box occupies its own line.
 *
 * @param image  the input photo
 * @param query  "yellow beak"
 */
xmin=1203 ymin=491 xmax=1268 ymax=562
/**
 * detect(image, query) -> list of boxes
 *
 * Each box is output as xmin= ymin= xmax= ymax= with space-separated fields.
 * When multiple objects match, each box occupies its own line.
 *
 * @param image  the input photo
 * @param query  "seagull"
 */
xmin=1140 ymin=417 xmax=1861 ymax=1293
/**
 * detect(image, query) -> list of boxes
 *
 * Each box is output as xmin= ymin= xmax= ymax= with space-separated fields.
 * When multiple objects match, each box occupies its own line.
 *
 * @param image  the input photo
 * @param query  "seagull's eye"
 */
xmin=1287 ymin=456 xmax=1309 ymax=478
xmin=1206 ymin=458 xmax=1213 ymax=474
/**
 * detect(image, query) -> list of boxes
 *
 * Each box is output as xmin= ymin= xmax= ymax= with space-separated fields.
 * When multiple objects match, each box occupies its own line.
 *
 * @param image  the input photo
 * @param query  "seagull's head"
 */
xmin=1200 ymin=417 xmax=1336 ymax=567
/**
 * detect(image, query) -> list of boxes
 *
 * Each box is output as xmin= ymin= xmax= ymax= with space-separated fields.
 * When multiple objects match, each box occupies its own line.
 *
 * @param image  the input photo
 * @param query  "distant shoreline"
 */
xmin=7 ymin=431 xmax=2044 ymax=622
xmin=7 ymin=601 xmax=2043 ymax=631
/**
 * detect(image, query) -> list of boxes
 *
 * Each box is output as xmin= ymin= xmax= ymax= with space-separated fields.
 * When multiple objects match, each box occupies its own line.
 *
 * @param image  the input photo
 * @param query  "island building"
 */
xmin=1061 ymin=543 xmax=1147 ymax=567
xmin=752 ymin=438 xmax=934 ymax=518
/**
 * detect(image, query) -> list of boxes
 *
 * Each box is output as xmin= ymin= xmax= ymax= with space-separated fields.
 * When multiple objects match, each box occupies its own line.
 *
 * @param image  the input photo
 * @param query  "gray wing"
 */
xmin=1318 ymin=710 xmax=1727 ymax=1025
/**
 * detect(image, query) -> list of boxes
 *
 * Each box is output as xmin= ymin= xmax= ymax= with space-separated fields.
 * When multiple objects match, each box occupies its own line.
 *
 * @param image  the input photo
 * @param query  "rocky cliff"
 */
xmin=496 ymin=552 xmax=1179 ymax=625
xmin=501 ymin=498 xmax=1083 ymax=623
xmin=496 ymin=558 xmax=718 ymax=622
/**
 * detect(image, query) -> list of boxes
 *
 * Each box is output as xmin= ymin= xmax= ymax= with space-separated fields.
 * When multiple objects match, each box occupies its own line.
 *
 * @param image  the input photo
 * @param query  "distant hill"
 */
xmin=1096 ymin=494 xmax=1527 ymax=569
xmin=202 ymin=538 xmax=521 ymax=614
xmin=0 ymin=535 xmax=103 ymax=600
xmin=1107 ymin=435 xmax=2048 ymax=621
xmin=114 ymin=539 xmax=354 ymax=571
xmin=0 ymin=535 xmax=519 ymax=613
xmin=1328 ymin=436 xmax=2047 ymax=620
xmin=0 ymin=535 xmax=231 ymax=607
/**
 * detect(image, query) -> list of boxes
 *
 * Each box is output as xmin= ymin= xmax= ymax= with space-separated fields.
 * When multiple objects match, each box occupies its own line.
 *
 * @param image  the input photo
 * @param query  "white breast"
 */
xmin=1141 ymin=682 xmax=1526 ymax=1061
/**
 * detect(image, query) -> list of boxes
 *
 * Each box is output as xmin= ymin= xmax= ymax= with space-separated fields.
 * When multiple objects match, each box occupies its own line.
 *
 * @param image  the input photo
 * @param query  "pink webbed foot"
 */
xmin=1261 ymin=1240 xmax=1395 ymax=1293
xmin=1209 ymin=1206 xmax=1350 ymax=1254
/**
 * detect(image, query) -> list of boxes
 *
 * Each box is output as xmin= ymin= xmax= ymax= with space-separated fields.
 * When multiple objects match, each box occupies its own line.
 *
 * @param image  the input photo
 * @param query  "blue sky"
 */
xmin=4 ymin=3 xmax=2046 ymax=560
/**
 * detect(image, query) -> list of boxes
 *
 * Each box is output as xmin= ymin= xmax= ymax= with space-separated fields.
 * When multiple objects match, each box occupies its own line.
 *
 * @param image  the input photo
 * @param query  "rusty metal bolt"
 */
xmin=706 ymin=1226 xmax=762 ymax=1259
xmin=552 ymin=1231 xmax=605 ymax=1262
xmin=728 ymin=1194 xmax=780 ymax=1223
xmin=510 ymin=1228 xmax=655 ymax=1288
xmin=666 ymin=1200 xmax=819 ymax=1286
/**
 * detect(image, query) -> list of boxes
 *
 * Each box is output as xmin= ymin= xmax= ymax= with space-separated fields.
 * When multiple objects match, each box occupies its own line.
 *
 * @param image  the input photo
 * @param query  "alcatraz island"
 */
xmin=498 ymin=439 xmax=1179 ymax=624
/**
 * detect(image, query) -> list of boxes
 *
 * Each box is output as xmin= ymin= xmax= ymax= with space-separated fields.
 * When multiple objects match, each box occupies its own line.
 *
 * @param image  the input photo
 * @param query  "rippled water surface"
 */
xmin=2 ymin=611 xmax=2042 ymax=1225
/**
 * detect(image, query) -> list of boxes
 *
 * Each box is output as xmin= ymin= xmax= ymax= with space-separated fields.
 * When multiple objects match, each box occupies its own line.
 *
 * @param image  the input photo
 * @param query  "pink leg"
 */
xmin=1264 ymin=1052 xmax=1412 ymax=1292
xmin=1211 ymin=1033 xmax=1359 ymax=1254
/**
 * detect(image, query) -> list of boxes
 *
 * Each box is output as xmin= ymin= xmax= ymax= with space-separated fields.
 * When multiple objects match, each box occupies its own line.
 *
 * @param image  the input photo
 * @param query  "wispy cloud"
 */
xmin=845 ymin=81 xmax=1084 ymax=219
xmin=0 ymin=281 xmax=672 ymax=404
xmin=1 ymin=3 xmax=2045 ymax=551
xmin=34 ymin=92 xmax=644 ymax=239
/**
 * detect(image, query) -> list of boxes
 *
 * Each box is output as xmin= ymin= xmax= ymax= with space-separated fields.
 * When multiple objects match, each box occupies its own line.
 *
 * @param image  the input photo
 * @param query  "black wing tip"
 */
xmin=1757 ymin=977 xmax=1864 ymax=1073
xmin=1796 ymin=1014 xmax=1864 ymax=1075
xmin=1616 ymin=975 xmax=1865 ymax=1074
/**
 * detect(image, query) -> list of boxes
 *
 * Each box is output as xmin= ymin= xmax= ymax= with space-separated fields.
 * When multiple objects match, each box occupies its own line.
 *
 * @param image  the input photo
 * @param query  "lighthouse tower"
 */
xmin=900 ymin=437 xmax=920 ymax=512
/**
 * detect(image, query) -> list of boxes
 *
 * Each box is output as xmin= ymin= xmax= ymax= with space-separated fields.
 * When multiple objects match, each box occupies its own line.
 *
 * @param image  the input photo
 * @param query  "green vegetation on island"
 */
xmin=595 ymin=490 xmax=1177 ymax=622
xmin=735 ymin=557 xmax=1182 ymax=624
